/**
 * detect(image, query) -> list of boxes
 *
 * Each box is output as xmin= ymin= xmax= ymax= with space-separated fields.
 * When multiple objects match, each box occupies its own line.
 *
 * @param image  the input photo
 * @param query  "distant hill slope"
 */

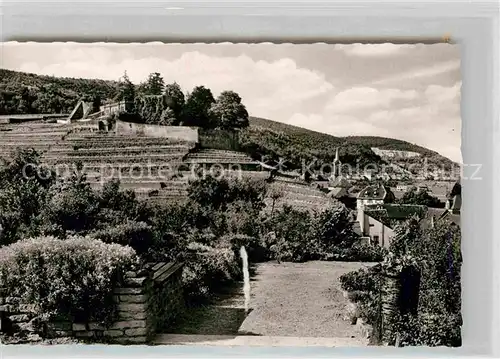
xmin=0 ymin=69 xmax=118 ymax=115
xmin=0 ymin=69 xmax=117 ymax=97
xmin=0 ymin=69 xmax=456 ymax=176
xmin=244 ymin=116 xmax=456 ymax=174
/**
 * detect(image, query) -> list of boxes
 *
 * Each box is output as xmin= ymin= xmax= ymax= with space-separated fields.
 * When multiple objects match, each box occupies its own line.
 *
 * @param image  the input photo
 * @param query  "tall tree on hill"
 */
xmin=92 ymin=94 xmax=102 ymax=113
xmin=16 ymin=87 xmax=36 ymax=114
xmin=143 ymin=72 xmax=165 ymax=95
xmin=182 ymin=86 xmax=215 ymax=127
xmin=116 ymin=71 xmax=135 ymax=105
xmin=209 ymin=90 xmax=249 ymax=130
xmin=164 ymin=82 xmax=185 ymax=121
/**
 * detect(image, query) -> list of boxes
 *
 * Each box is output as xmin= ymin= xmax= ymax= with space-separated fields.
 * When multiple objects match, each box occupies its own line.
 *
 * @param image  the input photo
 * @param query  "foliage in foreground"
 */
xmin=0 ymin=236 xmax=137 ymax=323
xmin=340 ymin=218 xmax=462 ymax=347
xmin=0 ymin=149 xmax=383 ymax=309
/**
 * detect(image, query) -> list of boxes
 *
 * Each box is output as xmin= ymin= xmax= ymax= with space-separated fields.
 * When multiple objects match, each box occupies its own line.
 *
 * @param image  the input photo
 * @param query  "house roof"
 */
xmin=448 ymin=214 xmax=460 ymax=226
xmin=420 ymin=208 xmax=461 ymax=230
xmin=357 ymin=184 xmax=387 ymax=200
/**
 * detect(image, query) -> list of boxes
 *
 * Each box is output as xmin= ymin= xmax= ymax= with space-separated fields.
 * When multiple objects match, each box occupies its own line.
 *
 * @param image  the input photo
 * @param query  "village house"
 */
xmin=396 ymin=184 xmax=408 ymax=192
xmin=355 ymin=180 xmax=461 ymax=247
xmin=356 ymin=183 xmax=395 ymax=209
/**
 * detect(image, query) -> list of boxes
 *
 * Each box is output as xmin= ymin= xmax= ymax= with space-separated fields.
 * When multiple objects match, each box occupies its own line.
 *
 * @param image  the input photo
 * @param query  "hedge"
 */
xmin=0 ymin=236 xmax=137 ymax=323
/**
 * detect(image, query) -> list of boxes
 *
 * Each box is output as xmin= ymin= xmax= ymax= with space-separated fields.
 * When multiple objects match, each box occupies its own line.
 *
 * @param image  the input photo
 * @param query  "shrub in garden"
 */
xmin=340 ymin=266 xmax=382 ymax=326
xmin=98 ymin=179 xmax=139 ymax=220
xmin=188 ymin=175 xmax=267 ymax=212
xmin=312 ymin=205 xmax=364 ymax=260
xmin=0 ymin=149 xmax=56 ymax=245
xmin=0 ymin=236 xmax=137 ymax=324
xmin=188 ymin=175 xmax=231 ymax=209
xmin=89 ymin=220 xmax=153 ymax=256
xmin=181 ymin=239 xmax=237 ymax=303
xmin=340 ymin=218 xmax=462 ymax=347
xmin=43 ymin=175 xmax=99 ymax=234
xmin=266 ymin=206 xmax=315 ymax=262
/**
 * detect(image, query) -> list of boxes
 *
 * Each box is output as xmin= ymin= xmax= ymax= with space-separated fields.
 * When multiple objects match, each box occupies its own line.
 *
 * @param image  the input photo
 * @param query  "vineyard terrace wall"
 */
xmin=198 ymin=129 xmax=240 ymax=151
xmin=115 ymin=120 xmax=199 ymax=142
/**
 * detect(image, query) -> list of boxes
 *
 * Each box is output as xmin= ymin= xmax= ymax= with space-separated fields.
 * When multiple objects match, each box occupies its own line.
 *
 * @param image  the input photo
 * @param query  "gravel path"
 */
xmin=238 ymin=261 xmax=367 ymax=338
xmin=167 ymin=261 xmax=368 ymax=344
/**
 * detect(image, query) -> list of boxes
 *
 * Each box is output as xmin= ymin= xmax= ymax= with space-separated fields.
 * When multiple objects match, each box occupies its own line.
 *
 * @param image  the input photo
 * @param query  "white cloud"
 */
xmin=19 ymin=49 xmax=334 ymax=122
xmin=336 ymin=43 xmax=412 ymax=57
xmin=371 ymin=60 xmax=460 ymax=86
xmin=424 ymin=82 xmax=461 ymax=104
xmin=325 ymin=87 xmax=418 ymax=113
xmin=287 ymin=82 xmax=461 ymax=162
xmin=6 ymin=43 xmax=460 ymax=162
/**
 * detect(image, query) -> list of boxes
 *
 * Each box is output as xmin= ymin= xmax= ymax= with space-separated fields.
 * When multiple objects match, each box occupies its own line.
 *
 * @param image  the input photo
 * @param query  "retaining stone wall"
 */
xmin=0 ymin=262 xmax=184 ymax=344
xmin=115 ymin=120 xmax=198 ymax=142
xmin=198 ymin=129 xmax=240 ymax=151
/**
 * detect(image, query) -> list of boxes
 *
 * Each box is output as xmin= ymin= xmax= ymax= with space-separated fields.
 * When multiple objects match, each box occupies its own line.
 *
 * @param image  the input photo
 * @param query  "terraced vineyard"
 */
xmin=0 ymin=121 xmax=338 ymax=211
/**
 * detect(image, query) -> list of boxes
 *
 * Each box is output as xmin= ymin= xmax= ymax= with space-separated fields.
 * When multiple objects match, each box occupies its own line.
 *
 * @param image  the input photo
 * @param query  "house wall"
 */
xmin=364 ymin=215 xmax=394 ymax=248
xmin=115 ymin=120 xmax=199 ymax=142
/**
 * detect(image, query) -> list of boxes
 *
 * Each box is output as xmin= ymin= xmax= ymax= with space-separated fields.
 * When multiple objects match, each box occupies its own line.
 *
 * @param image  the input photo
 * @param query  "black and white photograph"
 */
xmin=0 ymin=42 xmax=461 ymax=347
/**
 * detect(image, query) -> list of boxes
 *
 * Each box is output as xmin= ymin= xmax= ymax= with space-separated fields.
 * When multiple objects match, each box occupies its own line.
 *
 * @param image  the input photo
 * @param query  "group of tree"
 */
xmin=397 ymin=186 xmax=444 ymax=208
xmin=0 ymin=69 xmax=249 ymax=132
xmin=114 ymin=71 xmax=249 ymax=130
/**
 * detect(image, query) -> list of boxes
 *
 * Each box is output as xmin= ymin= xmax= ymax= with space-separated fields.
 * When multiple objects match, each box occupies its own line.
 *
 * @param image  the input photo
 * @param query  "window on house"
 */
xmin=373 ymin=235 xmax=380 ymax=245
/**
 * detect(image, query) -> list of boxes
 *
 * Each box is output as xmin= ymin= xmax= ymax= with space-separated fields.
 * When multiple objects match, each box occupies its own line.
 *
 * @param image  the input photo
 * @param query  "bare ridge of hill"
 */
xmin=246 ymin=116 xmax=457 ymax=171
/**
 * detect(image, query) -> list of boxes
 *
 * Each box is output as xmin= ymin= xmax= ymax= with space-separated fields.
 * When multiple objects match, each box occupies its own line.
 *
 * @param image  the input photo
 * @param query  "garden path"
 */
xmin=155 ymin=261 xmax=369 ymax=346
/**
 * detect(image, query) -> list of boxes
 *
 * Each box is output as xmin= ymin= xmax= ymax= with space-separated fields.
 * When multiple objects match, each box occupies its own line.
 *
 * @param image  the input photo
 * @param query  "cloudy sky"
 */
xmin=1 ymin=42 xmax=461 ymax=162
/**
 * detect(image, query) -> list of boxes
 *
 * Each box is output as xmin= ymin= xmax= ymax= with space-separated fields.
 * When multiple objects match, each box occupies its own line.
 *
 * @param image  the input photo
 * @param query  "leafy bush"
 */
xmin=0 ymin=236 xmax=137 ymax=323
xmin=89 ymin=221 xmax=153 ymax=255
xmin=0 ymin=149 xmax=56 ymax=245
xmin=340 ymin=218 xmax=461 ymax=347
xmin=181 ymin=240 xmax=237 ymax=303
xmin=222 ymin=233 xmax=269 ymax=263
xmin=43 ymin=175 xmax=99 ymax=234
xmin=340 ymin=266 xmax=382 ymax=330
xmin=265 ymin=206 xmax=315 ymax=262
xmin=397 ymin=186 xmax=444 ymax=207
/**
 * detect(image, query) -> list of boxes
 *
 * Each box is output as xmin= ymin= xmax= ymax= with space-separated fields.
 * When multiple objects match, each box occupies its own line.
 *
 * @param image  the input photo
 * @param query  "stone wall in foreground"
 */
xmin=0 ymin=262 xmax=185 ymax=344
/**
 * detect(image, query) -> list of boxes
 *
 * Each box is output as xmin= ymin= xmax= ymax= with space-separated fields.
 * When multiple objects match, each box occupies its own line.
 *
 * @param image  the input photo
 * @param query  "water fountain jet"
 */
xmin=240 ymin=246 xmax=250 ymax=314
